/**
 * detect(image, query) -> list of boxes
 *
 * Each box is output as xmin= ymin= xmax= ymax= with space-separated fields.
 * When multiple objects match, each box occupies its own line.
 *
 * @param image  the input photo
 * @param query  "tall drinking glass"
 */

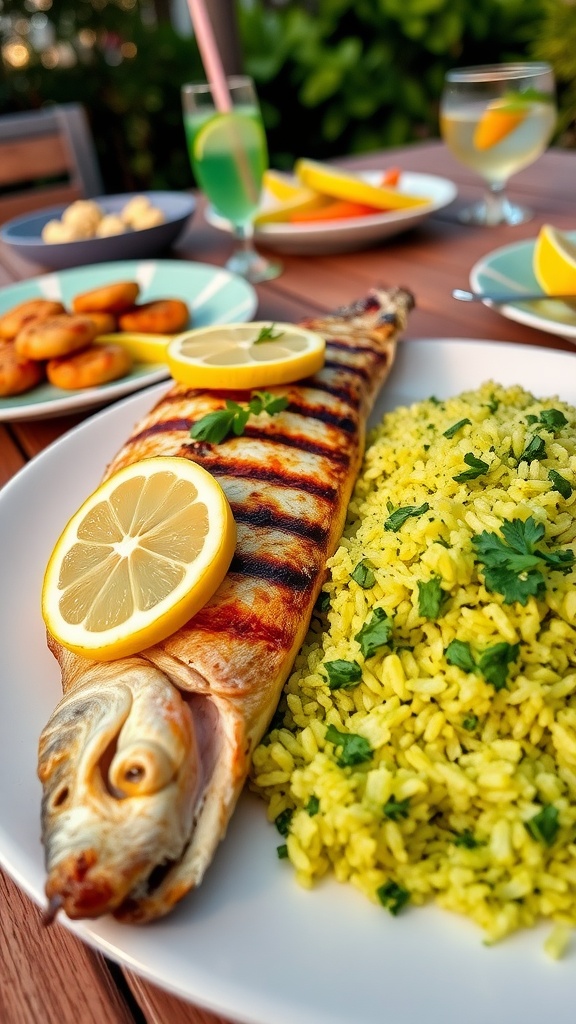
xmin=182 ymin=75 xmax=281 ymax=283
xmin=440 ymin=63 xmax=556 ymax=226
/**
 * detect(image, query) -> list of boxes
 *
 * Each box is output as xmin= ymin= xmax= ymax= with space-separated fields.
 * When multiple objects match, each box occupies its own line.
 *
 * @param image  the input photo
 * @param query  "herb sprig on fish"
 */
xmin=190 ymin=390 xmax=289 ymax=444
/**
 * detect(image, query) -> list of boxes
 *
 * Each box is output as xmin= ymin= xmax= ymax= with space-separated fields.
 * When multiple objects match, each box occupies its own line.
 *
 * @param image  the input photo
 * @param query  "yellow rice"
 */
xmin=250 ymin=380 xmax=576 ymax=947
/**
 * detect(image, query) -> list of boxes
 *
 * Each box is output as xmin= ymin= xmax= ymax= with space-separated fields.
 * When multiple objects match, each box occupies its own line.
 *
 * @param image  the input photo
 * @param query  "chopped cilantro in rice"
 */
xmin=251 ymin=381 xmax=576 ymax=949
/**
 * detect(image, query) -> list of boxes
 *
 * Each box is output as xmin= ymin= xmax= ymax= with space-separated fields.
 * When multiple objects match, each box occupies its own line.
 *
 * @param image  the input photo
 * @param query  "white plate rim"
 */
xmin=470 ymin=233 xmax=576 ymax=343
xmin=1 ymin=336 xmax=575 ymax=1024
xmin=0 ymin=259 xmax=258 ymax=420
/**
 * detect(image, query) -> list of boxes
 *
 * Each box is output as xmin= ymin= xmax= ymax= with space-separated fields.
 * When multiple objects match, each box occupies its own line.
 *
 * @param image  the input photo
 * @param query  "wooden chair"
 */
xmin=0 ymin=104 xmax=104 ymax=224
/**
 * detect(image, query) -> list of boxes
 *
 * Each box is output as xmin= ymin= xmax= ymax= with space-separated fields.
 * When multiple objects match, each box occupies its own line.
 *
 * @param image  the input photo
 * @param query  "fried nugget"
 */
xmin=82 ymin=312 xmax=117 ymax=335
xmin=72 ymin=281 xmax=140 ymax=315
xmin=0 ymin=343 xmax=45 ymax=396
xmin=118 ymin=299 xmax=189 ymax=334
xmin=15 ymin=315 xmax=99 ymax=361
xmin=47 ymin=342 xmax=132 ymax=390
xmin=0 ymin=299 xmax=66 ymax=341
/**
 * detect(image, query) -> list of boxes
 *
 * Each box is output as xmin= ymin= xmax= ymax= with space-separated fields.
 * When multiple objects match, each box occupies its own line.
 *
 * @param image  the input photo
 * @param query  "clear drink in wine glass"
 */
xmin=440 ymin=62 xmax=557 ymax=226
xmin=182 ymin=75 xmax=282 ymax=283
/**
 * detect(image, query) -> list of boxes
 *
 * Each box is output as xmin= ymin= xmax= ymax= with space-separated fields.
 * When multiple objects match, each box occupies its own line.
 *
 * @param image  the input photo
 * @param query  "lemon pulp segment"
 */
xmin=42 ymin=457 xmax=236 ymax=660
xmin=294 ymin=159 xmax=428 ymax=210
xmin=533 ymin=225 xmax=576 ymax=295
xmin=167 ymin=322 xmax=325 ymax=389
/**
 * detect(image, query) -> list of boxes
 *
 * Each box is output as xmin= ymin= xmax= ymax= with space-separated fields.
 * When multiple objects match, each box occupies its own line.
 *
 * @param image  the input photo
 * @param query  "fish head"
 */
xmin=38 ymin=662 xmax=198 ymax=920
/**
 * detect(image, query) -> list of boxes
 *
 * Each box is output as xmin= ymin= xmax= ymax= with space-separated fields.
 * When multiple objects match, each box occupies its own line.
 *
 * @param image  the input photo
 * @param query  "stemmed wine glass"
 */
xmin=440 ymin=63 xmax=557 ymax=226
xmin=182 ymin=75 xmax=282 ymax=283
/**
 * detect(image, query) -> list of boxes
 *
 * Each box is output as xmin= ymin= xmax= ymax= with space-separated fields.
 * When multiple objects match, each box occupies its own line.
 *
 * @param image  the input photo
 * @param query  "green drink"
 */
xmin=182 ymin=76 xmax=281 ymax=284
xmin=184 ymin=107 xmax=268 ymax=225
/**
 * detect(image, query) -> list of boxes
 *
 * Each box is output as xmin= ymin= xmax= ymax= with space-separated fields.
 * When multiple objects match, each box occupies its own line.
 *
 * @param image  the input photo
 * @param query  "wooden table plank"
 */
xmin=1 ymin=870 xmax=134 ymax=1024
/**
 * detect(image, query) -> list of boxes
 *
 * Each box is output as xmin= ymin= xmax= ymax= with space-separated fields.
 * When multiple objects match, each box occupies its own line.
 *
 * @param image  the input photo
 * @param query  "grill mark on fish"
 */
xmin=322 ymin=359 xmax=370 ymax=381
xmin=230 ymin=503 xmax=329 ymax=544
xmin=187 ymin=456 xmax=338 ymax=500
xmin=191 ymin=603 xmax=289 ymax=647
xmin=230 ymin=552 xmax=316 ymax=591
xmin=279 ymin=402 xmax=357 ymax=433
xmin=135 ymin=419 xmax=193 ymax=442
xmin=302 ymin=379 xmax=362 ymax=406
xmin=325 ymin=338 xmax=393 ymax=356
xmin=239 ymin=425 xmax=353 ymax=460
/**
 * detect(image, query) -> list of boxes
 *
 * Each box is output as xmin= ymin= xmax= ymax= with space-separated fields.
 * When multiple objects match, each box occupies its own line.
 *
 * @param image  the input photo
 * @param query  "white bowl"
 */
xmin=0 ymin=191 xmax=196 ymax=270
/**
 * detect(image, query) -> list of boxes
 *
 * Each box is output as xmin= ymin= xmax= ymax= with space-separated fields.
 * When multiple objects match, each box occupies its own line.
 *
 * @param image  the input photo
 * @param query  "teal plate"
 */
xmin=0 ymin=259 xmax=257 ymax=420
xmin=470 ymin=233 xmax=576 ymax=344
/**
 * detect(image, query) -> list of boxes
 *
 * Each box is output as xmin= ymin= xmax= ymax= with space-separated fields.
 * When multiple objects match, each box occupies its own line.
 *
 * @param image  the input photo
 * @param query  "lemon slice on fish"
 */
xmin=167 ymin=322 xmax=325 ymax=389
xmin=42 ymin=457 xmax=236 ymax=661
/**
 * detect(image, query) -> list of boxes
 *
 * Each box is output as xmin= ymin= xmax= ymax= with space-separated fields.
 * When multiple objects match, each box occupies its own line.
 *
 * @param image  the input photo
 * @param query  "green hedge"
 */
xmin=1 ymin=0 xmax=573 ymax=193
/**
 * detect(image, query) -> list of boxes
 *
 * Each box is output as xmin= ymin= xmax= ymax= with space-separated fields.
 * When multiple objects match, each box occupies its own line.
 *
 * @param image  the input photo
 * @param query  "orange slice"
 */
xmin=42 ymin=457 xmax=236 ymax=660
xmin=473 ymin=100 xmax=526 ymax=150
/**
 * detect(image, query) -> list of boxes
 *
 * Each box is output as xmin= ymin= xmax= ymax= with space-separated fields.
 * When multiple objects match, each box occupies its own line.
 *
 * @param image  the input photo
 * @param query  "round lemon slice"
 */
xmin=42 ymin=456 xmax=236 ymax=661
xmin=533 ymin=225 xmax=576 ymax=295
xmin=167 ymin=322 xmax=325 ymax=389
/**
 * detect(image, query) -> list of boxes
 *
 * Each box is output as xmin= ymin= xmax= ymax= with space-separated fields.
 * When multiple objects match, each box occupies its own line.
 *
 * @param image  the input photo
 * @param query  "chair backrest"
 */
xmin=0 ymin=103 xmax=104 ymax=224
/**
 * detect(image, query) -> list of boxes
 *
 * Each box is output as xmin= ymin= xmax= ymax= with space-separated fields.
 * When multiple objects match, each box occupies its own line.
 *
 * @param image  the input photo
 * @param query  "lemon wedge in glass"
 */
xmin=42 ymin=457 xmax=236 ymax=661
xmin=167 ymin=322 xmax=325 ymax=389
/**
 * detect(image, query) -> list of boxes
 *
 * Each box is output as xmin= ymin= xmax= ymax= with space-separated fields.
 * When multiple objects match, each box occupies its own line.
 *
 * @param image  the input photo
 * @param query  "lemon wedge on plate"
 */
xmin=294 ymin=159 xmax=428 ymax=210
xmin=42 ymin=457 xmax=236 ymax=661
xmin=263 ymin=170 xmax=308 ymax=201
xmin=95 ymin=332 xmax=173 ymax=363
xmin=533 ymin=225 xmax=576 ymax=295
xmin=167 ymin=322 xmax=325 ymax=389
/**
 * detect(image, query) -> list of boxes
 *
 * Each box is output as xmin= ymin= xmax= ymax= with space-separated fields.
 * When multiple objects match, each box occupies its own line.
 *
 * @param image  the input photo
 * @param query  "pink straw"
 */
xmin=186 ymin=0 xmax=232 ymax=112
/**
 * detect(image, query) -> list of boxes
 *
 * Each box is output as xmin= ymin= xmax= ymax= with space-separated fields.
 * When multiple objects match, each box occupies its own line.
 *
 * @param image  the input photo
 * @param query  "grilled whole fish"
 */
xmin=38 ymin=287 xmax=414 ymax=923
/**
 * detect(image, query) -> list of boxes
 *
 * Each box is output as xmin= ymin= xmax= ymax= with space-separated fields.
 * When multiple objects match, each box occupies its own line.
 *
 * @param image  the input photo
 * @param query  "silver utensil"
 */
xmin=453 ymin=288 xmax=576 ymax=305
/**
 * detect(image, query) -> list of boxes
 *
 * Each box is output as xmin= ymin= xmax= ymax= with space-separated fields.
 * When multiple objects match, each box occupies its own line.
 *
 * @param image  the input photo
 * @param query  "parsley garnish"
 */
xmin=315 ymin=590 xmax=330 ymax=614
xmin=462 ymin=714 xmax=479 ymax=731
xmin=417 ymin=576 xmax=446 ymax=619
xmin=383 ymin=797 xmax=410 ymax=821
xmin=445 ymin=639 xmax=476 ymax=674
xmin=323 ymin=659 xmax=362 ymax=690
xmin=306 ymin=796 xmax=320 ymax=816
xmin=549 ymin=469 xmax=572 ymax=499
xmin=351 ymin=559 xmax=376 ymax=588
xmin=453 ymin=830 xmax=485 ymax=849
xmin=277 ymin=844 xmax=289 ymax=859
xmin=325 ymin=724 xmax=373 ymax=767
xmin=355 ymin=607 xmax=394 ymax=658
xmin=525 ymin=804 xmax=560 ymax=846
xmin=384 ymin=502 xmax=430 ymax=531
xmin=254 ymin=323 xmax=284 ymax=344
xmin=472 ymin=516 xmax=575 ymax=606
xmin=453 ymin=453 xmax=489 ymax=483
xmin=377 ymin=880 xmax=410 ymax=915
xmin=486 ymin=395 xmax=499 ymax=413
xmin=446 ymin=639 xmax=519 ymax=690
xmin=538 ymin=408 xmax=568 ymax=431
xmin=519 ymin=433 xmax=546 ymax=464
xmin=274 ymin=808 xmax=293 ymax=836
xmin=443 ymin=418 xmax=471 ymax=439
xmin=190 ymin=390 xmax=289 ymax=444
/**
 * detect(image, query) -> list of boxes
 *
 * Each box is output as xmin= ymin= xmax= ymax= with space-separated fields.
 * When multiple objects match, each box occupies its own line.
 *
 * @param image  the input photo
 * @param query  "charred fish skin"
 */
xmin=39 ymin=287 xmax=414 ymax=923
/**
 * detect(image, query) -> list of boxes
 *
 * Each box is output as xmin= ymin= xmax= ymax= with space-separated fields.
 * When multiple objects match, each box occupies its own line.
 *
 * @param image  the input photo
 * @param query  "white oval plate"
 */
xmin=0 ymin=259 xmax=257 ymax=420
xmin=470 ymin=233 xmax=576 ymax=343
xmin=0 ymin=338 xmax=575 ymax=1024
xmin=207 ymin=171 xmax=457 ymax=255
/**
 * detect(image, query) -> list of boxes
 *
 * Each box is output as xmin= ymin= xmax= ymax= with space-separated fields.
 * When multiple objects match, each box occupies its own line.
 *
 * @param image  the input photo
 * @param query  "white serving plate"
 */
xmin=0 ymin=338 xmax=575 ymax=1023
xmin=207 ymin=171 xmax=457 ymax=255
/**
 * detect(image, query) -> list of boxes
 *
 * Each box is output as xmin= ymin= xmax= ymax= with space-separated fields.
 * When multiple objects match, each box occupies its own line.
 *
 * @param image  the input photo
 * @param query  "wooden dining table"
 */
xmin=1 ymin=140 xmax=575 ymax=1024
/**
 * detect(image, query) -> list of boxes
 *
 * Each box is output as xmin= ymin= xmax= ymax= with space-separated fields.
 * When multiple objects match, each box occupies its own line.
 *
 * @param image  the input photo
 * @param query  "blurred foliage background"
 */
xmin=0 ymin=0 xmax=574 ymax=194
